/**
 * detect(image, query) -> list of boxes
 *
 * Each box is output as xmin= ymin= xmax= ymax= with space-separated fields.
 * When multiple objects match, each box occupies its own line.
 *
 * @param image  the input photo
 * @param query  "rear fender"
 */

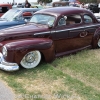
xmin=92 ymin=28 xmax=100 ymax=48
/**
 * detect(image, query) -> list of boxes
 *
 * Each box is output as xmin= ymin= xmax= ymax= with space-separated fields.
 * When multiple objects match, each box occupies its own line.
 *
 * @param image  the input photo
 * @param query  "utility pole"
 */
xmin=13 ymin=0 xmax=14 ymax=4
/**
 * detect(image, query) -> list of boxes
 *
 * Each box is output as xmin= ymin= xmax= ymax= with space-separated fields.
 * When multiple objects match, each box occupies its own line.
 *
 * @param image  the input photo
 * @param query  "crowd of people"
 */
xmin=2 ymin=0 xmax=100 ymax=13
xmin=6 ymin=0 xmax=31 ymax=8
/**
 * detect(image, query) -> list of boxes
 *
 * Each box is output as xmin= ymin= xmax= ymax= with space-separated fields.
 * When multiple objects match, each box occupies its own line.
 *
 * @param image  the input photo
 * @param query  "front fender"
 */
xmin=3 ymin=38 xmax=55 ymax=64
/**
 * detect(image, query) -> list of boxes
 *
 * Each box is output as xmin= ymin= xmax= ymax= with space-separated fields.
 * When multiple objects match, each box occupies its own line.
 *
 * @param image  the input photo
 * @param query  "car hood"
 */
xmin=0 ymin=23 xmax=49 ymax=37
xmin=0 ymin=18 xmax=14 ymax=26
xmin=0 ymin=20 xmax=14 ymax=26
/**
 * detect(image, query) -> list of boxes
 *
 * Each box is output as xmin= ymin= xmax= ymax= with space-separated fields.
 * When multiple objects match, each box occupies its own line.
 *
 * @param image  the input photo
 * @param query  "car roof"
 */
xmin=0 ymin=3 xmax=12 ymax=8
xmin=12 ymin=8 xmax=41 ymax=12
xmin=0 ymin=3 xmax=12 ymax=6
xmin=35 ymin=7 xmax=90 ymax=16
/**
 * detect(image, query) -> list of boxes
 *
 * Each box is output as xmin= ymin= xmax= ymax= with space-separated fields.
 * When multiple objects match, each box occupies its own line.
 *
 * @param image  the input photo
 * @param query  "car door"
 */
xmin=54 ymin=14 xmax=87 ymax=54
xmin=83 ymin=14 xmax=100 ymax=45
xmin=54 ymin=17 xmax=69 ymax=53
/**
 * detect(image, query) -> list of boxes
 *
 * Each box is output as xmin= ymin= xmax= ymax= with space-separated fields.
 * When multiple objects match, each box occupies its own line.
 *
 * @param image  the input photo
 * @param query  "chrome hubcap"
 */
xmin=23 ymin=52 xmax=38 ymax=65
xmin=25 ymin=52 xmax=37 ymax=63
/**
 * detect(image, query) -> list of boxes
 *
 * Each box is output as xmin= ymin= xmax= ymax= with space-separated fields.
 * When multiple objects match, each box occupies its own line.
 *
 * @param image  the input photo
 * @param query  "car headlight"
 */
xmin=2 ymin=46 xmax=7 ymax=57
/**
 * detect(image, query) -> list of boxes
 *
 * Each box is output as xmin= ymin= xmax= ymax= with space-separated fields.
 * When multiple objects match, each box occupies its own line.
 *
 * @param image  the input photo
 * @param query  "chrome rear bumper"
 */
xmin=0 ymin=53 xmax=19 ymax=71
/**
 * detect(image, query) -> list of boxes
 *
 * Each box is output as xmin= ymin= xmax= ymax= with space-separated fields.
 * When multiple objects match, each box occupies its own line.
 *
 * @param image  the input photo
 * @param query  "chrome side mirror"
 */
xmin=47 ymin=22 xmax=53 ymax=28
xmin=63 ymin=16 xmax=67 ymax=20
xmin=24 ymin=19 xmax=28 ymax=22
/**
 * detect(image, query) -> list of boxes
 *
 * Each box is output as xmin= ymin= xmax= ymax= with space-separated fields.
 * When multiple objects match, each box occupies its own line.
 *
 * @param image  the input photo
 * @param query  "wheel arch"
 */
xmin=92 ymin=28 xmax=100 ymax=48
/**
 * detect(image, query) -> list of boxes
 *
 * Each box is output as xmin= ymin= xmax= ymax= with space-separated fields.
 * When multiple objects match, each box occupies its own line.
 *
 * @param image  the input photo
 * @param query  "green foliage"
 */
xmin=1 ymin=49 xmax=100 ymax=100
xmin=80 ymin=0 xmax=97 ymax=3
xmin=38 ymin=0 xmax=52 ymax=3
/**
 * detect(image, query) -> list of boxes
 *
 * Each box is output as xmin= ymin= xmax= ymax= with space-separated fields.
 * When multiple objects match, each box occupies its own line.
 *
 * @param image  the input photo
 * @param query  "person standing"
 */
xmin=80 ymin=3 xmax=84 ymax=8
xmin=24 ymin=0 xmax=31 ymax=8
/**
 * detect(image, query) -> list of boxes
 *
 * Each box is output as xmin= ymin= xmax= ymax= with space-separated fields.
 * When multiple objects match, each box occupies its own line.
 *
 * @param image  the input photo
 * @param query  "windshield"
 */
xmin=30 ymin=14 xmax=55 ymax=25
xmin=1 ymin=9 xmax=21 ymax=21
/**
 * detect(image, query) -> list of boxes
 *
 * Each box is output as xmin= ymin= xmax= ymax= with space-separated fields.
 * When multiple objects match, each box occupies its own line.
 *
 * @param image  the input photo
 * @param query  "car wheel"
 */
xmin=97 ymin=38 xmax=100 ymax=48
xmin=20 ymin=50 xmax=41 ymax=69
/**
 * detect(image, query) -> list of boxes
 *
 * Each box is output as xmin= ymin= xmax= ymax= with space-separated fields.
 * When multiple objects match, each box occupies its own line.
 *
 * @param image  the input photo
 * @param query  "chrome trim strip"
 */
xmin=0 ymin=53 xmax=19 ymax=71
xmin=56 ymin=24 xmax=99 ymax=32
xmin=34 ymin=24 xmax=100 ymax=35
xmin=34 ymin=32 xmax=50 ymax=35
xmin=51 ymin=31 xmax=56 ymax=33
xmin=85 ymin=24 xmax=100 ymax=28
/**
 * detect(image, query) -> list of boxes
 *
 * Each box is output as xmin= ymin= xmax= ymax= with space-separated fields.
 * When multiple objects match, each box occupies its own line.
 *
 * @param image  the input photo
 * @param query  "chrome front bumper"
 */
xmin=0 ymin=53 xmax=19 ymax=71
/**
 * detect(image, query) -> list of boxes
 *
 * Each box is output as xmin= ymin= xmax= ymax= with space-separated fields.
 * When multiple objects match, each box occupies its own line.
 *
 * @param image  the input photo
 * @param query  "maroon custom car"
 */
xmin=0 ymin=7 xmax=100 ymax=71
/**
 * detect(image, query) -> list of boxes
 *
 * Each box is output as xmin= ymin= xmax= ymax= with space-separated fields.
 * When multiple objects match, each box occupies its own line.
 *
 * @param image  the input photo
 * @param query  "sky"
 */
xmin=0 ymin=0 xmax=59 ymax=3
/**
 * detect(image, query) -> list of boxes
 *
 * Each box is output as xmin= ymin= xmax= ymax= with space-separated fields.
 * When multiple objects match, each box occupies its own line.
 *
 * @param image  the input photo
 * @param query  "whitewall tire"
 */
xmin=20 ymin=50 xmax=41 ymax=69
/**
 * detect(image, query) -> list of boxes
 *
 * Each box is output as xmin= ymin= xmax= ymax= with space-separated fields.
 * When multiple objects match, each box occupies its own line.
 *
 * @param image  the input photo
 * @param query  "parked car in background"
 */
xmin=94 ymin=13 xmax=100 ymax=21
xmin=0 ymin=4 xmax=12 ymax=17
xmin=88 ymin=3 xmax=99 ymax=13
xmin=0 ymin=7 xmax=100 ymax=71
xmin=17 ymin=3 xmax=25 ymax=8
xmin=12 ymin=3 xmax=25 ymax=8
xmin=0 ymin=8 xmax=40 ymax=30
xmin=31 ymin=4 xmax=44 ymax=9
xmin=52 ymin=1 xmax=69 ymax=7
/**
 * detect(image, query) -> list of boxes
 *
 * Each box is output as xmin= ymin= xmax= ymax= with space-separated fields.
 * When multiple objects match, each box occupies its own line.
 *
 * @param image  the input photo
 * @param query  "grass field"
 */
xmin=0 ymin=49 xmax=100 ymax=100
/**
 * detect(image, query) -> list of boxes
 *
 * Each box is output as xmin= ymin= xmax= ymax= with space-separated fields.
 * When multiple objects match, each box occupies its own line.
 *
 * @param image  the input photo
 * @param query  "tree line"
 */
xmin=37 ymin=0 xmax=98 ymax=3
xmin=79 ymin=0 xmax=97 ymax=3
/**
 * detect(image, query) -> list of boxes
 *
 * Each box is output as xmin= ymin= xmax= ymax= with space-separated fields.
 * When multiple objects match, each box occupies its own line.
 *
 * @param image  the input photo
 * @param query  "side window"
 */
xmin=58 ymin=18 xmax=66 ymax=26
xmin=0 ymin=7 xmax=8 ymax=13
xmin=0 ymin=7 xmax=2 ymax=13
xmin=84 ymin=15 xmax=93 ymax=23
xmin=66 ymin=15 xmax=82 ymax=25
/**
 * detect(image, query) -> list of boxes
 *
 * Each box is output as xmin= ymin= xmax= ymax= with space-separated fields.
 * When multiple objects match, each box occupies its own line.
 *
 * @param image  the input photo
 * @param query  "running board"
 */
xmin=55 ymin=45 xmax=92 ymax=57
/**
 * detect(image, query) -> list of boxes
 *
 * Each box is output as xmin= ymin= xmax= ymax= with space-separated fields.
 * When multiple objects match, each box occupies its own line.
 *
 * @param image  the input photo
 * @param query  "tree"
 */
xmin=79 ymin=0 xmax=97 ymax=3
xmin=38 ymin=0 xmax=52 ymax=4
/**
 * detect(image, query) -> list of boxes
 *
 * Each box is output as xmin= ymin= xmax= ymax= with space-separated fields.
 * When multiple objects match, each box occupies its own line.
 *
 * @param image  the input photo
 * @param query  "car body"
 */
xmin=0 ymin=7 xmax=100 ymax=71
xmin=0 ymin=8 xmax=40 ymax=30
xmin=0 ymin=4 xmax=12 ymax=17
